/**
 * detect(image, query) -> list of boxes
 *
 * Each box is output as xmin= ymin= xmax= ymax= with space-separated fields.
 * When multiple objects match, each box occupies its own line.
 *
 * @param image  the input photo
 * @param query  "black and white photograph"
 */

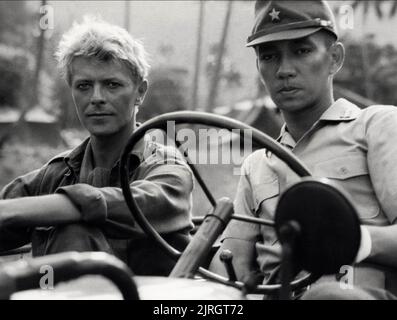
xmin=0 ymin=0 xmax=397 ymax=307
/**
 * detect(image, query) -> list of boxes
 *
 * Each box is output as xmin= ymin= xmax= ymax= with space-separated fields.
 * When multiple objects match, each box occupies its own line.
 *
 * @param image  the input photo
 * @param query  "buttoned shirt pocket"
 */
xmin=314 ymin=153 xmax=367 ymax=179
xmin=252 ymin=179 xmax=280 ymax=247
xmin=313 ymin=153 xmax=381 ymax=221
xmin=253 ymin=179 xmax=280 ymax=214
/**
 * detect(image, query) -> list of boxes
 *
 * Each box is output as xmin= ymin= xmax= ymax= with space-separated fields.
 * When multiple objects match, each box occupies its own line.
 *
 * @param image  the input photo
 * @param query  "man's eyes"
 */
xmin=258 ymin=48 xmax=313 ymax=61
xmin=74 ymin=82 xmax=122 ymax=90
xmin=76 ymin=83 xmax=91 ymax=90
xmin=259 ymin=53 xmax=276 ymax=61
xmin=107 ymin=81 xmax=122 ymax=89
xmin=296 ymin=48 xmax=312 ymax=55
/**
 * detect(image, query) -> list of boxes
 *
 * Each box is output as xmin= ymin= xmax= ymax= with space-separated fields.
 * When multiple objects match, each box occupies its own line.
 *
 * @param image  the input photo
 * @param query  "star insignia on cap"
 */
xmin=269 ymin=8 xmax=280 ymax=22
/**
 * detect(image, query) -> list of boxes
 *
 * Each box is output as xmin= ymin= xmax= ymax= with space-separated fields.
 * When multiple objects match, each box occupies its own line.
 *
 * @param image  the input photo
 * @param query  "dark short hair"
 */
xmin=318 ymin=29 xmax=338 ymax=48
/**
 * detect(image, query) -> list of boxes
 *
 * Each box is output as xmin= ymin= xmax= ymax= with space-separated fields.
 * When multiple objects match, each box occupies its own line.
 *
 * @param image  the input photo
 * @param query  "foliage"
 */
xmin=0 ymin=1 xmax=35 ymax=48
xmin=52 ymin=78 xmax=82 ymax=129
xmin=0 ymin=2 xmax=44 ymax=110
xmin=0 ymin=142 xmax=65 ymax=190
xmin=0 ymin=44 xmax=55 ymax=113
xmin=206 ymin=43 xmax=242 ymax=88
xmin=336 ymin=35 xmax=397 ymax=105
xmin=137 ymin=66 xmax=189 ymax=122
xmin=0 ymin=45 xmax=34 ymax=108
xmin=350 ymin=1 xmax=397 ymax=19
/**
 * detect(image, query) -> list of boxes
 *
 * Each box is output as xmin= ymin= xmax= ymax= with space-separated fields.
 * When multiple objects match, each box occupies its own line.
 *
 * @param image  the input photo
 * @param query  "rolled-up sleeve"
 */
xmin=55 ymin=184 xmax=108 ymax=223
xmin=56 ymin=145 xmax=194 ymax=238
xmin=0 ymin=169 xmax=43 ymax=250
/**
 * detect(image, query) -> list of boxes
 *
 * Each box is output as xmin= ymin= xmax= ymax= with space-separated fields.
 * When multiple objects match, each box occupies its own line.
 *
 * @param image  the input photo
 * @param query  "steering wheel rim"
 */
xmin=119 ymin=111 xmax=314 ymax=295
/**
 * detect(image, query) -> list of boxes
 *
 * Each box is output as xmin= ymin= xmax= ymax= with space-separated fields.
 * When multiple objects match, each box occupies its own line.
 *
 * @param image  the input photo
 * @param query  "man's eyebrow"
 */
xmin=71 ymin=77 xmax=92 ymax=84
xmin=291 ymin=37 xmax=315 ymax=45
xmin=103 ymin=77 xmax=124 ymax=82
xmin=257 ymin=44 xmax=277 ymax=52
xmin=72 ymin=76 xmax=125 ymax=83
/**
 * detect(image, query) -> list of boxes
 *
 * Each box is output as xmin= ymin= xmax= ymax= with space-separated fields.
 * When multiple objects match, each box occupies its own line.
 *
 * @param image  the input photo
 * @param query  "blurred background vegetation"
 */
xmin=0 ymin=0 xmax=397 ymax=190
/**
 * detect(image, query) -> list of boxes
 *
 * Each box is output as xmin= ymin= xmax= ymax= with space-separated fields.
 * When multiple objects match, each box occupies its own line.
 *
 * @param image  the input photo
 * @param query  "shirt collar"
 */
xmin=276 ymin=99 xmax=362 ymax=149
xmin=277 ymin=124 xmax=296 ymax=149
xmin=63 ymin=134 xmax=149 ymax=172
xmin=318 ymin=98 xmax=361 ymax=121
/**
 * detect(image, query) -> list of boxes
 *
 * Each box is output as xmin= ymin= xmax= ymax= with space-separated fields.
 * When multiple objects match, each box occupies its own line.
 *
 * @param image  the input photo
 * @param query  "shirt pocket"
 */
xmin=313 ymin=153 xmax=380 ymax=220
xmin=253 ymin=179 xmax=280 ymax=216
xmin=313 ymin=153 xmax=368 ymax=179
xmin=252 ymin=179 xmax=280 ymax=245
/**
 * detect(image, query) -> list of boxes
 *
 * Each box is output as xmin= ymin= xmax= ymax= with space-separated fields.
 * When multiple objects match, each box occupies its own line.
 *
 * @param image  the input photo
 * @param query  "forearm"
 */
xmin=1 ymin=194 xmax=81 ymax=229
xmin=365 ymin=224 xmax=397 ymax=268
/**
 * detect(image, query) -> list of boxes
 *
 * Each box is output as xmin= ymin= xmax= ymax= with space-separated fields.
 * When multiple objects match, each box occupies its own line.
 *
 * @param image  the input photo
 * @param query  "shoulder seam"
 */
xmin=47 ymin=150 xmax=72 ymax=165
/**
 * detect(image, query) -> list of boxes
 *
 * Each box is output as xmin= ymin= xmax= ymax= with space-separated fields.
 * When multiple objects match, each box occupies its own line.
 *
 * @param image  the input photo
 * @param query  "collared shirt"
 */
xmin=222 ymin=98 xmax=397 ymax=283
xmin=0 ymin=134 xmax=194 ymax=274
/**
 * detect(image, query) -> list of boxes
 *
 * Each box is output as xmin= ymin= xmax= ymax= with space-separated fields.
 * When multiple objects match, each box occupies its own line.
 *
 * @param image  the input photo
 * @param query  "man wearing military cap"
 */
xmin=211 ymin=0 xmax=397 ymax=299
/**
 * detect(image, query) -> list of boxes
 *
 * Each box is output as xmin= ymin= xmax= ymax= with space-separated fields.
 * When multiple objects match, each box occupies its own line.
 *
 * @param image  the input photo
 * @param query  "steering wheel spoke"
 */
xmin=119 ymin=111 xmax=315 ymax=297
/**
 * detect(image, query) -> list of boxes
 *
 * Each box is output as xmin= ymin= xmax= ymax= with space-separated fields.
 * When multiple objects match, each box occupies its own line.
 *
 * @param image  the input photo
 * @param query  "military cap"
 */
xmin=246 ymin=0 xmax=338 ymax=47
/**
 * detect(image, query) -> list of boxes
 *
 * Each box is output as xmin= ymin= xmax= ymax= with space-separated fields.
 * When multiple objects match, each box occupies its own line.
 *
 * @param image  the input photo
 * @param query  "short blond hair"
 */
xmin=55 ymin=16 xmax=150 ymax=84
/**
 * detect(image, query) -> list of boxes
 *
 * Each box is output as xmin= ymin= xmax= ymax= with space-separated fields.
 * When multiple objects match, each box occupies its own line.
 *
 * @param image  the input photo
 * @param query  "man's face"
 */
xmin=256 ymin=32 xmax=334 ymax=114
xmin=70 ymin=56 xmax=146 ymax=138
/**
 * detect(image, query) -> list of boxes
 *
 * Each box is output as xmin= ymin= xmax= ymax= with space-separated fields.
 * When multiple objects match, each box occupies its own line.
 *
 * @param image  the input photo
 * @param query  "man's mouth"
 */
xmin=86 ymin=113 xmax=113 ymax=117
xmin=278 ymin=86 xmax=301 ymax=93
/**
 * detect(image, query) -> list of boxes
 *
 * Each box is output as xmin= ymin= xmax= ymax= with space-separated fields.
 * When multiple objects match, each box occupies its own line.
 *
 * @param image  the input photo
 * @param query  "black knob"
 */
xmin=219 ymin=249 xmax=237 ymax=282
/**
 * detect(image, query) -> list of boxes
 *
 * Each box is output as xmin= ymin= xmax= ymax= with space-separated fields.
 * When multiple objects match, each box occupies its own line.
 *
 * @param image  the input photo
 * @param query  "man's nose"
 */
xmin=90 ymin=84 xmax=105 ymax=105
xmin=276 ymin=56 xmax=296 ymax=79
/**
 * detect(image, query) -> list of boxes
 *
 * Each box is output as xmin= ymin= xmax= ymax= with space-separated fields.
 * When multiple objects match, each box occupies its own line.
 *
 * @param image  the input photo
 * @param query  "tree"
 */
xmin=31 ymin=0 xmax=48 ymax=108
xmin=0 ymin=1 xmax=50 ymax=148
xmin=205 ymin=44 xmax=241 ymax=90
xmin=350 ymin=1 xmax=397 ymax=19
xmin=349 ymin=0 xmax=397 ymax=100
xmin=0 ymin=1 xmax=34 ymax=48
xmin=137 ymin=66 xmax=189 ymax=123
xmin=205 ymin=1 xmax=234 ymax=111
xmin=0 ymin=46 xmax=34 ymax=108
xmin=0 ymin=1 xmax=36 ymax=109
xmin=124 ymin=0 xmax=131 ymax=32
xmin=336 ymin=36 xmax=397 ymax=106
xmin=191 ymin=1 xmax=205 ymax=111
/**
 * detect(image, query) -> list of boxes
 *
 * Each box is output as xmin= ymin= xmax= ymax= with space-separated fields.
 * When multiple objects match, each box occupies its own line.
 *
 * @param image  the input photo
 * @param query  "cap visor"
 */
xmin=246 ymin=27 xmax=322 ymax=47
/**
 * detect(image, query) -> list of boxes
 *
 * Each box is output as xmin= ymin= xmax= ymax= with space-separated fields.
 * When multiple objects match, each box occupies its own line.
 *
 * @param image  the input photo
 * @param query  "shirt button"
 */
xmin=340 ymin=167 xmax=348 ymax=175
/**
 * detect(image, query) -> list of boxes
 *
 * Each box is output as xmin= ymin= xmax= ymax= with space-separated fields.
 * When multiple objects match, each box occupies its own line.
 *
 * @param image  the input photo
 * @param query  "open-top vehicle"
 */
xmin=0 ymin=111 xmax=362 ymax=300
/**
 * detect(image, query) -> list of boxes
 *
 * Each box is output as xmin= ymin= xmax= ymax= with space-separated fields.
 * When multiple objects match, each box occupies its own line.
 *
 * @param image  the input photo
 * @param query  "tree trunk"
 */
xmin=358 ymin=8 xmax=375 ymax=100
xmin=124 ymin=1 xmax=131 ymax=32
xmin=360 ymin=43 xmax=375 ymax=100
xmin=205 ymin=1 xmax=233 ymax=111
xmin=191 ymin=1 xmax=205 ymax=110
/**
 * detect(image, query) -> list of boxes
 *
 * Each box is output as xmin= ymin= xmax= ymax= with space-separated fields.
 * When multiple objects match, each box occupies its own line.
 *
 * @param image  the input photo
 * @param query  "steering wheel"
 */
xmin=119 ymin=111 xmax=317 ymax=296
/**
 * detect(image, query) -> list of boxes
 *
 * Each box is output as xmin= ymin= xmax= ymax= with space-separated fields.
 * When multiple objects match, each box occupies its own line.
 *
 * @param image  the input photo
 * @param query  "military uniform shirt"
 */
xmin=222 ymin=98 xmax=397 ymax=284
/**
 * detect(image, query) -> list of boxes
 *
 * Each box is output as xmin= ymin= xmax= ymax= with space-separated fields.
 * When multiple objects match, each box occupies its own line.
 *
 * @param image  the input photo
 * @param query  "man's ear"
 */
xmin=329 ymin=42 xmax=345 ymax=76
xmin=254 ymin=46 xmax=260 ymax=71
xmin=137 ymin=79 xmax=148 ymax=103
